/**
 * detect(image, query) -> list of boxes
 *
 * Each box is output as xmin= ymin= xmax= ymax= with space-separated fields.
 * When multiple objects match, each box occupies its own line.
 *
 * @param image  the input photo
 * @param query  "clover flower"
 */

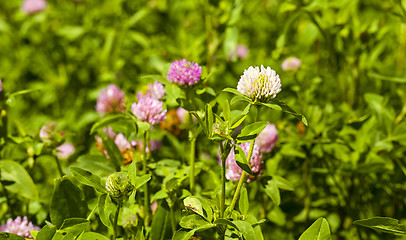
xmin=55 ymin=142 xmax=75 ymax=160
xmin=167 ymin=59 xmax=202 ymax=86
xmin=281 ymin=57 xmax=301 ymax=71
xmin=39 ymin=121 xmax=57 ymax=142
xmin=95 ymin=128 xmax=136 ymax=165
xmin=0 ymin=216 xmax=40 ymax=239
xmin=96 ymin=84 xmax=126 ymax=115
xmin=228 ymin=44 xmax=249 ymax=60
xmin=106 ymin=172 xmax=134 ymax=200
xmin=0 ymin=80 xmax=2 ymax=92
xmin=237 ymin=65 xmax=282 ymax=102
xmin=131 ymin=96 xmax=167 ymax=125
xmin=21 ymin=0 xmax=47 ymax=14
xmin=256 ymin=123 xmax=278 ymax=153
xmin=221 ymin=142 xmax=262 ymax=182
xmin=137 ymin=81 xmax=165 ymax=100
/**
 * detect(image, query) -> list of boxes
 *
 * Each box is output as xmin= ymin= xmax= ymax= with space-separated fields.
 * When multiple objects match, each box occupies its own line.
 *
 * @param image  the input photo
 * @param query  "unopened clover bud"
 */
xmin=106 ymin=172 xmax=134 ymax=201
xmin=212 ymin=122 xmax=228 ymax=137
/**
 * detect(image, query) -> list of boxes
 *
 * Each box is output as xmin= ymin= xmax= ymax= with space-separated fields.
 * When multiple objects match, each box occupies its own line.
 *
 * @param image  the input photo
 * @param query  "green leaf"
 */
xmin=0 ymin=160 xmax=38 ymax=200
xmin=179 ymin=215 xmax=211 ymax=230
xmin=58 ymin=218 xmax=90 ymax=237
xmin=223 ymin=88 xmax=244 ymax=97
xmin=50 ymin=177 xmax=87 ymax=228
xmin=151 ymin=201 xmax=172 ymax=240
xmin=183 ymin=197 xmax=204 ymax=218
xmin=90 ymin=114 xmax=130 ymax=135
xmin=234 ymin=145 xmax=253 ymax=175
xmin=258 ymin=100 xmax=308 ymax=126
xmin=172 ymin=229 xmax=196 ymax=240
xmin=273 ymin=175 xmax=295 ymax=191
xmin=150 ymin=190 xmax=169 ymax=203
xmin=134 ymin=174 xmax=152 ymax=190
xmin=214 ymin=218 xmax=238 ymax=229
xmin=353 ymin=217 xmax=406 ymax=235
xmin=265 ymin=179 xmax=280 ymax=206
xmin=230 ymin=95 xmax=249 ymax=105
xmin=102 ymin=136 xmax=122 ymax=169
xmin=98 ymin=193 xmax=114 ymax=227
xmin=233 ymin=220 xmax=257 ymax=240
xmin=299 ymin=217 xmax=331 ymax=240
xmin=0 ymin=233 xmax=25 ymax=239
xmin=223 ymin=99 xmax=231 ymax=123
xmin=236 ymin=121 xmax=268 ymax=142
xmin=70 ymin=167 xmax=106 ymax=193
xmin=78 ymin=232 xmax=110 ymax=240
xmin=368 ymin=72 xmax=406 ymax=83
xmin=190 ymin=112 xmax=208 ymax=136
xmin=239 ymin=187 xmax=249 ymax=216
xmin=36 ymin=225 xmax=57 ymax=240
xmin=205 ymin=104 xmax=214 ymax=137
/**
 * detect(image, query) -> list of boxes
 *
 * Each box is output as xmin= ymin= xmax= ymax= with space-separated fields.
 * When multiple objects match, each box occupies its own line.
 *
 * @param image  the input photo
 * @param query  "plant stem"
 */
xmin=219 ymin=140 xmax=231 ymax=218
xmin=113 ymin=200 xmax=122 ymax=240
xmin=143 ymin=130 xmax=151 ymax=227
xmin=170 ymin=203 xmax=176 ymax=234
xmin=54 ymin=154 xmax=64 ymax=177
xmin=190 ymin=137 xmax=196 ymax=193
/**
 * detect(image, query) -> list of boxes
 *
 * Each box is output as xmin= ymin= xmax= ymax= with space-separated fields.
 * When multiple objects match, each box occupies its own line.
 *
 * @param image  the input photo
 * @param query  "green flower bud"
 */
xmin=106 ymin=172 xmax=134 ymax=201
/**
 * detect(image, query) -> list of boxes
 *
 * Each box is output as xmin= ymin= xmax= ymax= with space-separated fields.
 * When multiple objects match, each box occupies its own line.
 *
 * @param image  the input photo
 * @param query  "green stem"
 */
xmin=219 ymin=140 xmax=231 ymax=218
xmin=190 ymin=137 xmax=196 ymax=193
xmin=113 ymin=201 xmax=122 ymax=240
xmin=54 ymin=153 xmax=64 ymax=177
xmin=143 ymin=131 xmax=151 ymax=227
xmin=170 ymin=203 xmax=176 ymax=234
xmin=87 ymin=203 xmax=98 ymax=221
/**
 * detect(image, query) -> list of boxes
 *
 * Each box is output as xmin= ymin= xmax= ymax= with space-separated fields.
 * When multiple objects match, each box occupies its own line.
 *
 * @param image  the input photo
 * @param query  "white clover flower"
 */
xmin=237 ymin=65 xmax=282 ymax=102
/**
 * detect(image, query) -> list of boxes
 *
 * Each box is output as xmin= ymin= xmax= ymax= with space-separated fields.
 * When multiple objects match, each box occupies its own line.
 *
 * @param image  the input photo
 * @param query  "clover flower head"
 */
xmin=39 ymin=121 xmax=57 ymax=142
xmin=131 ymin=96 xmax=167 ymax=125
xmin=237 ymin=65 xmax=282 ymax=102
xmin=220 ymin=142 xmax=262 ymax=182
xmin=281 ymin=57 xmax=301 ymax=71
xmin=176 ymin=107 xmax=188 ymax=124
xmin=0 ymin=79 xmax=2 ymax=92
xmin=96 ymin=84 xmax=126 ymax=115
xmin=56 ymin=142 xmax=75 ymax=160
xmin=21 ymin=0 xmax=47 ymax=14
xmin=106 ymin=172 xmax=134 ymax=200
xmin=167 ymin=59 xmax=202 ymax=86
xmin=256 ymin=123 xmax=278 ymax=153
xmin=137 ymin=81 xmax=165 ymax=100
xmin=114 ymin=133 xmax=133 ymax=153
xmin=229 ymin=44 xmax=249 ymax=60
xmin=0 ymin=216 xmax=40 ymax=239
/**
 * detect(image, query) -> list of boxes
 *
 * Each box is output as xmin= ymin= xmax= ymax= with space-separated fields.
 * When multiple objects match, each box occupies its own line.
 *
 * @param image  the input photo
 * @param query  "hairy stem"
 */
xmin=190 ymin=137 xmax=196 ymax=193
xmin=113 ymin=200 xmax=122 ymax=240
xmin=143 ymin=130 xmax=151 ymax=227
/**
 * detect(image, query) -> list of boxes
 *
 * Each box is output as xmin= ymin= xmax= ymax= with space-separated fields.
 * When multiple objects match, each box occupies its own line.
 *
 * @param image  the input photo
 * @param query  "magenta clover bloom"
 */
xmin=131 ymin=96 xmax=167 ymax=125
xmin=21 ymin=0 xmax=47 ymax=14
xmin=220 ymin=142 xmax=262 ymax=182
xmin=56 ymin=142 xmax=75 ymax=160
xmin=0 ymin=79 xmax=2 ymax=92
xmin=281 ymin=57 xmax=301 ymax=71
xmin=0 ymin=216 xmax=40 ymax=239
xmin=137 ymin=81 xmax=165 ymax=100
xmin=96 ymin=84 xmax=126 ymax=115
xmin=256 ymin=123 xmax=278 ymax=153
xmin=167 ymin=59 xmax=202 ymax=86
